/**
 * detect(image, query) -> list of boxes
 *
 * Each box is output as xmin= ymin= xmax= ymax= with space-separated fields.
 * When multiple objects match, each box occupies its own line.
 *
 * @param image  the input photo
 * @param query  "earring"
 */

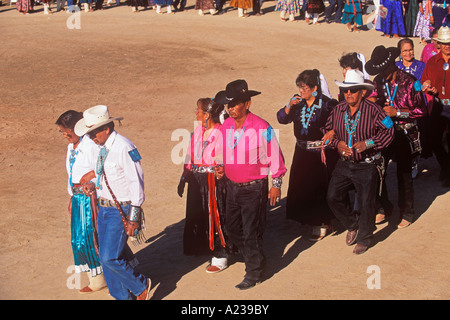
xmin=312 ymin=91 xmax=318 ymax=97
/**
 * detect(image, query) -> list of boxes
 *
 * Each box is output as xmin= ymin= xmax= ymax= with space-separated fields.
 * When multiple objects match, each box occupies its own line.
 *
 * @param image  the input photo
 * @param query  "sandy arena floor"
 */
xmin=0 ymin=1 xmax=449 ymax=301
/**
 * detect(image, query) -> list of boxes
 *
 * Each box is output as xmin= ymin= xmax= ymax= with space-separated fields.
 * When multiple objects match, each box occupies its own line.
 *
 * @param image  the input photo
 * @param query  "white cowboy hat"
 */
xmin=334 ymin=69 xmax=374 ymax=90
xmin=437 ymin=26 xmax=450 ymax=44
xmin=74 ymin=105 xmax=123 ymax=137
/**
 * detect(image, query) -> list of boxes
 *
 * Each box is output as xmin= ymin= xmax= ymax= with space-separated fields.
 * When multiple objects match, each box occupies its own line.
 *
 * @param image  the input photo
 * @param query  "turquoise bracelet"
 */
xmin=365 ymin=139 xmax=375 ymax=149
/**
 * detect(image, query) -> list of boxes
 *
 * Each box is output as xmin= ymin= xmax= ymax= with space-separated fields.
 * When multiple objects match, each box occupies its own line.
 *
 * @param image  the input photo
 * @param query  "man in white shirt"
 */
xmin=75 ymin=105 xmax=150 ymax=300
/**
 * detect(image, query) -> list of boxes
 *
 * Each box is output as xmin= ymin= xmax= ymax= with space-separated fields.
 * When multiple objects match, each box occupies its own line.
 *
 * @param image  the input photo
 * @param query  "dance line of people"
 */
xmin=57 ymin=33 xmax=449 ymax=298
xmin=12 ymin=0 xmax=450 ymax=38
xmin=177 ymin=36 xmax=449 ymax=289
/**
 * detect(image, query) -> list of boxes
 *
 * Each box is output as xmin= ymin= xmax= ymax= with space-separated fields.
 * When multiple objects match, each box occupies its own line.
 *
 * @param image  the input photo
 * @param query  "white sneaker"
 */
xmin=205 ymin=257 xmax=228 ymax=273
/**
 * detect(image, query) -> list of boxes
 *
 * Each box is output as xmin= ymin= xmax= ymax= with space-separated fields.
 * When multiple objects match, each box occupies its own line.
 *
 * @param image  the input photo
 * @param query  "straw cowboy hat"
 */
xmin=214 ymin=79 xmax=261 ymax=105
xmin=437 ymin=26 xmax=450 ymax=43
xmin=74 ymin=105 xmax=123 ymax=137
xmin=364 ymin=45 xmax=400 ymax=76
xmin=334 ymin=69 xmax=375 ymax=91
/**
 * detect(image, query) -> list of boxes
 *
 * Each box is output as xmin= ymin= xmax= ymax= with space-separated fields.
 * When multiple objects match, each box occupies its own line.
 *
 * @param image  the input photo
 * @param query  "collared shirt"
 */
xmin=66 ymin=136 xmax=98 ymax=196
xmin=374 ymin=68 xmax=426 ymax=123
xmin=185 ymin=123 xmax=223 ymax=169
xmin=220 ymin=112 xmax=287 ymax=183
xmin=322 ymin=98 xmax=394 ymax=162
xmin=421 ymin=51 xmax=450 ymax=99
xmin=96 ymin=131 xmax=145 ymax=206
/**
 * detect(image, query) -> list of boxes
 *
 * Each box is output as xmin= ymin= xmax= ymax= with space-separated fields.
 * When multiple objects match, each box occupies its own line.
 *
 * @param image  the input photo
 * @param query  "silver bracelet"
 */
xmin=396 ymin=110 xmax=409 ymax=118
xmin=272 ymin=177 xmax=282 ymax=189
xmin=129 ymin=206 xmax=142 ymax=222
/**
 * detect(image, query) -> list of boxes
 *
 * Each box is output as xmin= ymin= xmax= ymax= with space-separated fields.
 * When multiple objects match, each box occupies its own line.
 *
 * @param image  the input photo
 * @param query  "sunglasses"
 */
xmin=87 ymin=127 xmax=105 ymax=139
xmin=340 ymin=87 xmax=361 ymax=94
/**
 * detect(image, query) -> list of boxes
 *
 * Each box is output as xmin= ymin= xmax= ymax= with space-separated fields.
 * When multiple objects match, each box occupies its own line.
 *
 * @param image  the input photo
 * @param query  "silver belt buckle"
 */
xmin=442 ymin=99 xmax=450 ymax=105
xmin=306 ymin=140 xmax=322 ymax=150
xmin=364 ymin=153 xmax=381 ymax=163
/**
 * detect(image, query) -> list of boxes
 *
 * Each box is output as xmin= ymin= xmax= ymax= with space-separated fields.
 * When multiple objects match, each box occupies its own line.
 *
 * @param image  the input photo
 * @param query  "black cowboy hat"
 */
xmin=215 ymin=79 xmax=261 ymax=105
xmin=364 ymin=45 xmax=400 ymax=76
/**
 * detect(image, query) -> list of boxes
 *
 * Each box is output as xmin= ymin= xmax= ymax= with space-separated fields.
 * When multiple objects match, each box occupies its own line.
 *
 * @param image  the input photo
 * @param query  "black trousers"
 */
xmin=95 ymin=0 xmax=104 ymax=9
xmin=430 ymin=102 xmax=450 ymax=180
xmin=252 ymin=0 xmax=262 ymax=13
xmin=215 ymin=0 xmax=225 ymax=11
xmin=173 ymin=0 xmax=186 ymax=9
xmin=327 ymin=160 xmax=378 ymax=247
xmin=226 ymin=178 xmax=268 ymax=282
xmin=324 ymin=0 xmax=344 ymax=22
xmin=379 ymin=129 xmax=415 ymax=222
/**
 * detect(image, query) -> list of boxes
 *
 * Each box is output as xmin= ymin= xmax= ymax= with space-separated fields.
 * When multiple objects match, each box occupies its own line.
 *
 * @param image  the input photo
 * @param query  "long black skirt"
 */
xmin=183 ymin=171 xmax=231 ymax=257
xmin=285 ymin=144 xmax=338 ymax=226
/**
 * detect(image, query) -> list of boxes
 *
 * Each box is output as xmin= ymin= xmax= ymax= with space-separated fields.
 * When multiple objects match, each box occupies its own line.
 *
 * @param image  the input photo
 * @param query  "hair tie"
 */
xmin=219 ymin=109 xmax=226 ymax=124
xmin=206 ymin=101 xmax=214 ymax=113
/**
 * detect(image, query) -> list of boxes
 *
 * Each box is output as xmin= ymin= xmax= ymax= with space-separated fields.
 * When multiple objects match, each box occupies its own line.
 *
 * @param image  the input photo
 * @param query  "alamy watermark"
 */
xmin=66 ymin=265 xmax=82 ymax=290
xmin=66 ymin=6 xmax=81 ymax=30
xmin=367 ymin=265 xmax=381 ymax=289
xmin=171 ymin=122 xmax=282 ymax=175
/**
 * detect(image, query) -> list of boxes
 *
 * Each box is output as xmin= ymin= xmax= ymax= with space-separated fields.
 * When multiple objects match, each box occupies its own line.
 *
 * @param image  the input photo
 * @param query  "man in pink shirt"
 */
xmin=215 ymin=80 xmax=287 ymax=290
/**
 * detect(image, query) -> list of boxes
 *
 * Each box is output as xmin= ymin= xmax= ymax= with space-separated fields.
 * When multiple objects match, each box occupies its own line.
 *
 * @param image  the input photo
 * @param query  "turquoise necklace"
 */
xmin=95 ymin=146 xmax=109 ymax=189
xmin=300 ymin=98 xmax=322 ymax=129
xmin=344 ymin=110 xmax=361 ymax=148
xmin=195 ymin=140 xmax=210 ymax=161
xmin=228 ymin=125 xmax=246 ymax=161
xmin=69 ymin=148 xmax=79 ymax=187
xmin=69 ymin=137 xmax=82 ymax=187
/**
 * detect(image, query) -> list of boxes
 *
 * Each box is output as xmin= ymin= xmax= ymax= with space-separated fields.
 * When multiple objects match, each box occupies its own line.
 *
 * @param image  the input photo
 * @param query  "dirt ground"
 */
xmin=0 ymin=1 xmax=449 ymax=301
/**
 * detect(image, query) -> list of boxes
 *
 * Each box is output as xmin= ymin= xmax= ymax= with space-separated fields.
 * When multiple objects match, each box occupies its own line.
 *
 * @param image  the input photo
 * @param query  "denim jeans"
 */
xmin=226 ymin=179 xmax=268 ymax=281
xmin=327 ymin=160 xmax=378 ymax=247
xmin=97 ymin=204 xmax=147 ymax=300
xmin=324 ymin=0 xmax=344 ymax=22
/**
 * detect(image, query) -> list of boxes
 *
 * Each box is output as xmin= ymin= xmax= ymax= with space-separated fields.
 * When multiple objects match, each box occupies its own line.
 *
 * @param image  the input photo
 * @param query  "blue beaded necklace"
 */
xmin=69 ymin=148 xmax=79 ymax=187
xmin=385 ymin=80 xmax=398 ymax=107
xmin=95 ymin=146 xmax=109 ymax=189
xmin=228 ymin=125 xmax=246 ymax=161
xmin=300 ymin=98 xmax=322 ymax=129
xmin=68 ymin=137 xmax=83 ymax=187
xmin=344 ymin=110 xmax=361 ymax=148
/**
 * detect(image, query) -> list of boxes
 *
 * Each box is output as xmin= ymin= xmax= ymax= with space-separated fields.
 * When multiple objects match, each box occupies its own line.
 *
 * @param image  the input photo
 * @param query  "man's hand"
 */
xmin=422 ymin=80 xmax=438 ymax=95
xmin=338 ymin=140 xmax=352 ymax=157
xmin=126 ymin=221 xmax=140 ymax=237
xmin=352 ymin=140 xmax=367 ymax=154
xmin=268 ymin=187 xmax=281 ymax=206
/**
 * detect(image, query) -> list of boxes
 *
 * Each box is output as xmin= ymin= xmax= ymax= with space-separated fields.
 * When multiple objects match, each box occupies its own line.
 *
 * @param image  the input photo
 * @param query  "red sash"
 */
xmin=207 ymin=172 xmax=226 ymax=251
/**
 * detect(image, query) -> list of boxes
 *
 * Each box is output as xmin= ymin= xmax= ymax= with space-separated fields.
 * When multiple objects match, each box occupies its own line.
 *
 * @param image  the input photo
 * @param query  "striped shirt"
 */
xmin=322 ymin=98 xmax=394 ymax=162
